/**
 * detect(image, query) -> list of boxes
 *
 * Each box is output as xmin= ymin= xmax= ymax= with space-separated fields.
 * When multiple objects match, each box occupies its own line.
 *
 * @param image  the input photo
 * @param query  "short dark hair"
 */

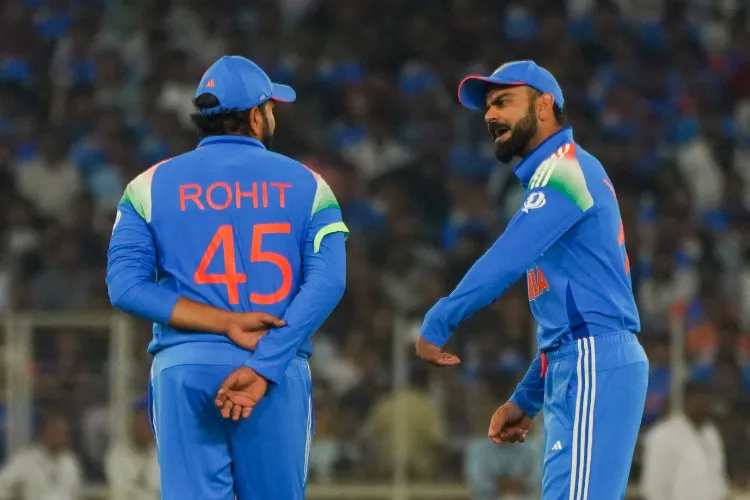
xmin=190 ymin=93 xmax=252 ymax=139
xmin=553 ymin=104 xmax=567 ymax=126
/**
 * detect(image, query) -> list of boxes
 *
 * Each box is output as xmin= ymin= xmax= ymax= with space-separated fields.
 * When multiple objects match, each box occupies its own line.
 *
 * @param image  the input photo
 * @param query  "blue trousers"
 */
xmin=541 ymin=332 xmax=648 ymax=499
xmin=147 ymin=351 xmax=313 ymax=500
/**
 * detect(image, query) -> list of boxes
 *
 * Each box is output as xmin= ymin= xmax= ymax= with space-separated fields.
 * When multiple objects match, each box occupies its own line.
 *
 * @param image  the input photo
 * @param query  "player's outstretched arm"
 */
xmin=417 ymin=178 xmax=594 ymax=359
xmin=107 ymin=201 xmax=284 ymax=339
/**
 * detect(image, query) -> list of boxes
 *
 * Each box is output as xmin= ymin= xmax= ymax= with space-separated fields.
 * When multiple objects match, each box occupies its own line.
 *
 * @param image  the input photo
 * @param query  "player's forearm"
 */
xmin=168 ymin=297 xmax=237 ymax=333
xmin=107 ymin=277 xmax=181 ymax=325
xmin=109 ymin=280 xmax=236 ymax=334
xmin=420 ymin=240 xmax=526 ymax=347
xmin=107 ymin=202 xmax=182 ymax=325
xmin=421 ymin=194 xmax=585 ymax=347
xmin=508 ymin=352 xmax=545 ymax=418
xmin=246 ymin=233 xmax=346 ymax=384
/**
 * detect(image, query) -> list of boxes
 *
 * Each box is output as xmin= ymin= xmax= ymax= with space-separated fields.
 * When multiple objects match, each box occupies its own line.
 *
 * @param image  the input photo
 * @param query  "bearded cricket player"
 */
xmin=416 ymin=60 xmax=648 ymax=499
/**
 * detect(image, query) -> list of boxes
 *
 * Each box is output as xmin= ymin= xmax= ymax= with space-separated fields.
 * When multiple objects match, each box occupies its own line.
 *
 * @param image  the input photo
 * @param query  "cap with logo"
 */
xmin=194 ymin=56 xmax=296 ymax=115
xmin=457 ymin=60 xmax=564 ymax=111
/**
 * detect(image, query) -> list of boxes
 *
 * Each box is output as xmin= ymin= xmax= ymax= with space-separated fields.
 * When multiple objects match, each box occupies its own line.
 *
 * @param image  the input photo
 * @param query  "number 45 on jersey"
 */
xmin=193 ymin=224 xmax=292 ymax=305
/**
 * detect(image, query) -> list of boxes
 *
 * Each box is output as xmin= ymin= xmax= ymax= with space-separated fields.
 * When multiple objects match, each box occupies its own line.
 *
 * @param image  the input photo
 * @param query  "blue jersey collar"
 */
xmin=197 ymin=135 xmax=266 ymax=150
xmin=513 ymin=127 xmax=574 ymax=185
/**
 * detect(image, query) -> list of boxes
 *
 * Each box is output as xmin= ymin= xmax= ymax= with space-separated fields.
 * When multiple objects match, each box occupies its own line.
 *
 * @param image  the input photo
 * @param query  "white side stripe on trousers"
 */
xmin=304 ymin=393 xmax=312 ymax=483
xmin=303 ymin=361 xmax=313 ymax=484
xmin=568 ymin=337 xmax=597 ymax=500
xmin=150 ymin=364 xmax=159 ymax=450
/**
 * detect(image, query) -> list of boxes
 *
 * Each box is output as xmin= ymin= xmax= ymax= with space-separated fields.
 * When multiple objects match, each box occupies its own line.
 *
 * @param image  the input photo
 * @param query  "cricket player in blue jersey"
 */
xmin=106 ymin=55 xmax=349 ymax=500
xmin=417 ymin=61 xmax=648 ymax=499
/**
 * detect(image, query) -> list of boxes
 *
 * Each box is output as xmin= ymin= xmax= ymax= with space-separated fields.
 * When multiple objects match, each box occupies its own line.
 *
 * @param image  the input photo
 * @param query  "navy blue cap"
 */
xmin=458 ymin=60 xmax=564 ymax=111
xmin=194 ymin=56 xmax=296 ymax=115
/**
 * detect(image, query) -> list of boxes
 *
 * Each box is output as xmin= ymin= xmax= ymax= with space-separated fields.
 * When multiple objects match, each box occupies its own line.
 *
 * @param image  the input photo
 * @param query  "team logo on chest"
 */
xmin=527 ymin=266 xmax=550 ymax=301
xmin=522 ymin=192 xmax=546 ymax=213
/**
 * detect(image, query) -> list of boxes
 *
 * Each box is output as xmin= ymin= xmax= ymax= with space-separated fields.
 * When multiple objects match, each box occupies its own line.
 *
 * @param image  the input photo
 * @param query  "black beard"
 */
xmin=261 ymin=131 xmax=274 ymax=150
xmin=259 ymin=105 xmax=274 ymax=150
xmin=490 ymin=107 xmax=538 ymax=164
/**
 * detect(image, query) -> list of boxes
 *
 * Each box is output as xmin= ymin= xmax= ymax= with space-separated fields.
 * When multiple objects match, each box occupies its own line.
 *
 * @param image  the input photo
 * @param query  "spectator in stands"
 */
xmin=105 ymin=402 xmax=159 ymax=500
xmin=308 ymin=379 xmax=342 ymax=484
xmin=30 ymin=237 xmax=92 ymax=310
xmin=14 ymin=129 xmax=82 ymax=224
xmin=362 ymin=364 xmax=444 ymax=480
xmin=641 ymin=381 xmax=728 ymax=500
xmin=0 ymin=412 xmax=82 ymax=500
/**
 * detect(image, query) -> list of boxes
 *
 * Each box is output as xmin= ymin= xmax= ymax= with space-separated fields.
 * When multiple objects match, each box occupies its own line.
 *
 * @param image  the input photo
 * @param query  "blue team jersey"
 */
xmin=518 ymin=132 xmax=640 ymax=350
xmin=420 ymin=127 xmax=640 ymax=352
xmin=108 ymin=136 xmax=347 ymax=359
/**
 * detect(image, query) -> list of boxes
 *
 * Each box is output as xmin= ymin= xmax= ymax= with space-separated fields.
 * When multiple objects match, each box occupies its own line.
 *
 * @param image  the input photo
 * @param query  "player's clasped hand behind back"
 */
xmin=214 ymin=311 xmax=285 ymax=421
xmin=215 ymin=367 xmax=268 ymax=421
xmin=225 ymin=311 xmax=286 ymax=352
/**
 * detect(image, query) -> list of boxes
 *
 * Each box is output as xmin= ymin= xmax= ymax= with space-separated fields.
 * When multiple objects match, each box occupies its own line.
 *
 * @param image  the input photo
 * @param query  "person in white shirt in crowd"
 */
xmin=14 ymin=130 xmax=82 ymax=225
xmin=105 ymin=401 xmax=159 ymax=500
xmin=0 ymin=412 xmax=82 ymax=500
xmin=641 ymin=381 xmax=728 ymax=500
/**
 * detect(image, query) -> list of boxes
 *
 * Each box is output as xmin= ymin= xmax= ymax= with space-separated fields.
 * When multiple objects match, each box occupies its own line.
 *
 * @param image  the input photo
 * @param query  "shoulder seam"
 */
xmin=529 ymin=143 xmax=594 ymax=212
xmin=528 ymin=143 xmax=574 ymax=189
xmin=122 ymin=156 xmax=176 ymax=222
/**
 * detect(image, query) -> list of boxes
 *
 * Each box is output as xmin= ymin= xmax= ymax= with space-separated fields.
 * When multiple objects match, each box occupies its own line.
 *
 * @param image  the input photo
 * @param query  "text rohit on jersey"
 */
xmin=179 ymin=182 xmax=292 ymax=211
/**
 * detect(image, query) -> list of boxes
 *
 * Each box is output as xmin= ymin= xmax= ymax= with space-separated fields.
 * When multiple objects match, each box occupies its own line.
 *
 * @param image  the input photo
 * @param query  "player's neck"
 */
xmin=523 ymin=125 xmax=564 ymax=157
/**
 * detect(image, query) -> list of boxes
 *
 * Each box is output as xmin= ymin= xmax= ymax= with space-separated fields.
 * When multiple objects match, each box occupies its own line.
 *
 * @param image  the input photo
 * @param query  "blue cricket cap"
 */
xmin=458 ymin=60 xmax=564 ymax=111
xmin=194 ymin=56 xmax=296 ymax=115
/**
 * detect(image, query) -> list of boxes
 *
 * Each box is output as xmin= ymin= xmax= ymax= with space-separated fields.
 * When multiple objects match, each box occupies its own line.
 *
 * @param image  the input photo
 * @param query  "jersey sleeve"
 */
xmin=244 ymin=171 xmax=348 ymax=384
xmin=508 ymin=352 xmax=545 ymax=417
xmin=106 ymin=171 xmax=180 ymax=324
xmin=420 ymin=157 xmax=595 ymax=347
xmin=306 ymin=169 xmax=350 ymax=252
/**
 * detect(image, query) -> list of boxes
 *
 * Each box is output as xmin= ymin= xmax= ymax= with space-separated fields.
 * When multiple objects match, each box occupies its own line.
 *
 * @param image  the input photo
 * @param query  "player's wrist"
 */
xmin=508 ymin=395 xmax=537 ymax=419
xmin=243 ymin=359 xmax=279 ymax=385
xmin=218 ymin=311 xmax=240 ymax=334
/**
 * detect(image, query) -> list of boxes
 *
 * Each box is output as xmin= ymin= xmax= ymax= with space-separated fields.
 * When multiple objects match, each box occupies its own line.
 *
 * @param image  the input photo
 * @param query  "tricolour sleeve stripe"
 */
xmin=313 ymin=222 xmax=349 ymax=253
xmin=529 ymin=144 xmax=594 ymax=212
xmin=120 ymin=157 xmax=172 ymax=222
xmin=307 ymin=168 xmax=341 ymax=218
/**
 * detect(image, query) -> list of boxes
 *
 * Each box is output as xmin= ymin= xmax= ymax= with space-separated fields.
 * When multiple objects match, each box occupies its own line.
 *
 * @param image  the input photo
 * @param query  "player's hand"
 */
xmin=415 ymin=336 xmax=461 ymax=367
xmin=215 ymin=367 xmax=268 ymax=421
xmin=488 ymin=401 xmax=533 ymax=444
xmin=226 ymin=312 xmax=285 ymax=351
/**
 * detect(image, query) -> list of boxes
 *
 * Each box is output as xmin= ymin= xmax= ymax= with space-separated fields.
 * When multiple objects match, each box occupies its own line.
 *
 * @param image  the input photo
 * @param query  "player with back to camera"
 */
xmin=106 ymin=55 xmax=349 ymax=500
xmin=416 ymin=60 xmax=649 ymax=499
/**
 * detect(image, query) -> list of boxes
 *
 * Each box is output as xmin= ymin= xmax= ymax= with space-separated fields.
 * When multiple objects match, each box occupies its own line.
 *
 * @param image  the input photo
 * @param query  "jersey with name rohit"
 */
xmin=108 ymin=135 xmax=348 ymax=357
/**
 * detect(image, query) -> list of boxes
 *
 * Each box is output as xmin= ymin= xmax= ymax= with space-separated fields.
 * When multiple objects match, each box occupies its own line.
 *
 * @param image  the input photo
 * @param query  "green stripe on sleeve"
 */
xmin=546 ymin=159 xmax=594 ymax=212
xmin=310 ymin=174 xmax=341 ymax=218
xmin=119 ymin=158 xmax=170 ymax=222
xmin=313 ymin=222 xmax=349 ymax=253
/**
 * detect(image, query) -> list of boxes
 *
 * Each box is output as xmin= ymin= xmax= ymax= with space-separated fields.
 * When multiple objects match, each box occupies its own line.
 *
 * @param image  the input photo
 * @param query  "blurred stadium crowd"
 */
xmin=0 ymin=0 xmax=750 ymax=497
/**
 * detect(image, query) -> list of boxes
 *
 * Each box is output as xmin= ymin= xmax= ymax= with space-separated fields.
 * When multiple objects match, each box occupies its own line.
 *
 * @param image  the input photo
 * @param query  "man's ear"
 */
xmin=538 ymin=93 xmax=556 ymax=122
xmin=248 ymin=107 xmax=262 ymax=137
